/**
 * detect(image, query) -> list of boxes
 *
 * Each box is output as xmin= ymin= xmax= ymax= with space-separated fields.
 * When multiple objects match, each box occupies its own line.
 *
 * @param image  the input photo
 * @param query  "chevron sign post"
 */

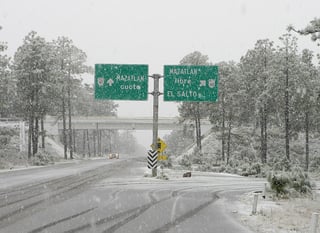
xmin=147 ymin=150 xmax=158 ymax=169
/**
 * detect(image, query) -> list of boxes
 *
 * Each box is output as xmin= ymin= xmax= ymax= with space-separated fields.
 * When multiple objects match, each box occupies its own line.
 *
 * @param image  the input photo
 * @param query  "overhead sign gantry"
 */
xmin=95 ymin=64 xmax=219 ymax=177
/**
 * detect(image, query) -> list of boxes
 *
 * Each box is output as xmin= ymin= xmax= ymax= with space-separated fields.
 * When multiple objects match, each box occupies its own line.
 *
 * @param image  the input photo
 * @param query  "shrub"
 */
xmin=159 ymin=155 xmax=172 ymax=168
xmin=157 ymin=166 xmax=169 ymax=180
xmin=236 ymin=162 xmax=262 ymax=176
xmin=289 ymin=166 xmax=312 ymax=194
xmin=260 ymin=164 xmax=272 ymax=178
xmin=250 ymin=163 xmax=261 ymax=174
xmin=271 ymin=157 xmax=291 ymax=171
xmin=191 ymin=147 xmax=203 ymax=164
xmin=267 ymin=166 xmax=312 ymax=198
xmin=225 ymin=164 xmax=238 ymax=174
xmin=30 ymin=151 xmax=55 ymax=166
xmin=199 ymin=161 xmax=213 ymax=172
xmin=178 ymin=154 xmax=192 ymax=169
xmin=240 ymin=163 xmax=250 ymax=176
xmin=268 ymin=172 xmax=290 ymax=196
xmin=310 ymin=156 xmax=320 ymax=172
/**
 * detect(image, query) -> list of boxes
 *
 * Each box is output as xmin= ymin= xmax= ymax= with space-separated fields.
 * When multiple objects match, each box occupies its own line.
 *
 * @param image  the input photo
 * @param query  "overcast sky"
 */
xmin=1 ymin=0 xmax=320 ymax=118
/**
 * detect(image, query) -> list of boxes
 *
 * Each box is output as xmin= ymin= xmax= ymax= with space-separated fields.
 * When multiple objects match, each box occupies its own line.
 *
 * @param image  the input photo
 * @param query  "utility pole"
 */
xmin=150 ymin=74 xmax=162 ymax=177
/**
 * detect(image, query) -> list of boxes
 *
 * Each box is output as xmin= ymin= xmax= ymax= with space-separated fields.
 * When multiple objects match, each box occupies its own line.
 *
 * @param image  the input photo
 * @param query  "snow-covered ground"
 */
xmin=227 ymin=190 xmax=320 ymax=233
xmin=157 ymin=166 xmax=320 ymax=233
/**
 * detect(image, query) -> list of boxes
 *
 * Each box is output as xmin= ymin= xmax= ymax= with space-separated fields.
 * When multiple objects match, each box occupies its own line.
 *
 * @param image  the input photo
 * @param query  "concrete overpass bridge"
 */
xmin=1 ymin=117 xmax=212 ymax=153
xmin=44 ymin=116 xmax=212 ymax=136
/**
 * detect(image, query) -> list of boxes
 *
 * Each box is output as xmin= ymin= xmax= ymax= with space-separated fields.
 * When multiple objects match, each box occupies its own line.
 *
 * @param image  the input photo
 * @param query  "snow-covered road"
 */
xmin=0 ymin=155 xmax=265 ymax=233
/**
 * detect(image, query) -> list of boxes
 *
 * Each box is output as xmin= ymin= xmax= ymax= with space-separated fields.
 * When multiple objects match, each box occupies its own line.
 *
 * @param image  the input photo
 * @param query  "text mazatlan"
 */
xmin=169 ymin=68 xmax=199 ymax=75
xmin=116 ymin=74 xmax=145 ymax=82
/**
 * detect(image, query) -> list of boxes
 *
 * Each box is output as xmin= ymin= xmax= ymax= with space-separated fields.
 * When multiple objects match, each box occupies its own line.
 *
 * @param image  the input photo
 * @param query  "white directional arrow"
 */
xmin=107 ymin=78 xmax=114 ymax=86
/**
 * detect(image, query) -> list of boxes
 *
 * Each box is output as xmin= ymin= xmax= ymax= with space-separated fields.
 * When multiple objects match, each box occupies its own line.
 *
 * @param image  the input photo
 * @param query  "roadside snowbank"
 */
xmin=228 ymin=191 xmax=320 ymax=233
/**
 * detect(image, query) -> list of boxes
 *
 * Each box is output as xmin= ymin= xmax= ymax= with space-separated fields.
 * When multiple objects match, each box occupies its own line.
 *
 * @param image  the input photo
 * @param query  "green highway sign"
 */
xmin=163 ymin=65 xmax=219 ymax=102
xmin=95 ymin=64 xmax=149 ymax=100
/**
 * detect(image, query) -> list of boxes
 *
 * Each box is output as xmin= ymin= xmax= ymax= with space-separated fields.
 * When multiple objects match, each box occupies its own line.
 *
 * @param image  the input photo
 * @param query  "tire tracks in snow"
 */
xmin=27 ymin=207 xmax=96 ymax=233
xmin=61 ymin=187 xmax=192 ymax=233
xmin=0 ymin=161 xmax=129 ymax=229
xmin=149 ymin=191 xmax=220 ymax=233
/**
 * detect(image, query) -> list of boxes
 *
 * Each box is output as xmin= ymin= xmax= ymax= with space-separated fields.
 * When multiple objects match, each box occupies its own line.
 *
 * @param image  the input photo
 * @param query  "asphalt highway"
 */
xmin=0 ymin=155 xmax=264 ymax=233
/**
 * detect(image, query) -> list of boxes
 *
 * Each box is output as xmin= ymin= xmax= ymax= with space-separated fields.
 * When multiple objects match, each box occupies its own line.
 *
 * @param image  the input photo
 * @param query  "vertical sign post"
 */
xmin=151 ymin=74 xmax=161 ymax=177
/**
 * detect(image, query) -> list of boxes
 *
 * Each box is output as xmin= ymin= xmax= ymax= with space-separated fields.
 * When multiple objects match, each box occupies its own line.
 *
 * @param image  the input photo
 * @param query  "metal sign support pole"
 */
xmin=150 ymin=74 xmax=162 ymax=177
